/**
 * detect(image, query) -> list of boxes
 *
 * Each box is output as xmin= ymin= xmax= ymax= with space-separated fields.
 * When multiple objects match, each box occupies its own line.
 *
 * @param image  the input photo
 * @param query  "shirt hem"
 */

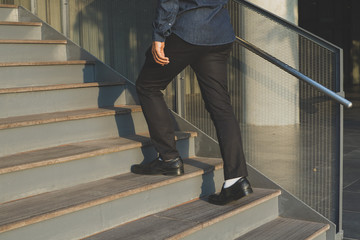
xmin=172 ymin=32 xmax=235 ymax=46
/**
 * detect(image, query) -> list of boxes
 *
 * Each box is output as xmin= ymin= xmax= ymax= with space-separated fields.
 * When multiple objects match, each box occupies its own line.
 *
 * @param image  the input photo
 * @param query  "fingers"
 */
xmin=152 ymin=41 xmax=170 ymax=66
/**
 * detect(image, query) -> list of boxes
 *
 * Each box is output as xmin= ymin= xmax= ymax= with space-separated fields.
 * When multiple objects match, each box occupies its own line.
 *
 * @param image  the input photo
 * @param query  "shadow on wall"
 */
xmin=350 ymin=0 xmax=360 ymax=86
xmin=351 ymin=40 xmax=359 ymax=86
xmin=71 ymin=0 xmax=156 ymax=83
xmin=70 ymin=0 xmax=157 ymax=142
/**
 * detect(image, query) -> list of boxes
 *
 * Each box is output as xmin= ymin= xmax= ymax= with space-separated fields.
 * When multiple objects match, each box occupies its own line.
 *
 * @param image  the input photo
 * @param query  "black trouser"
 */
xmin=135 ymin=34 xmax=248 ymax=180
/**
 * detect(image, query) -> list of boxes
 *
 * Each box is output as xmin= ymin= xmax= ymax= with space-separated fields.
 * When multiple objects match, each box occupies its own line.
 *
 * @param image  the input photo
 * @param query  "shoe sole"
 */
xmin=234 ymin=187 xmax=253 ymax=200
xmin=208 ymin=187 xmax=254 ymax=205
xmin=163 ymin=168 xmax=184 ymax=176
xmin=131 ymin=167 xmax=184 ymax=176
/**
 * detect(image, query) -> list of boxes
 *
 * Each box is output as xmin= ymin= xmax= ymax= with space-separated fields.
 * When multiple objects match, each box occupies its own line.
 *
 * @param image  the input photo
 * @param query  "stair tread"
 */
xmin=0 ymin=105 xmax=139 ymax=130
xmin=0 ymin=39 xmax=67 ymax=44
xmin=0 ymin=156 xmax=236 ymax=233
xmin=0 ymin=81 xmax=125 ymax=94
xmin=0 ymin=21 xmax=42 ymax=26
xmin=235 ymin=217 xmax=330 ymax=240
xmin=84 ymin=188 xmax=281 ymax=240
xmin=0 ymin=4 xmax=17 ymax=8
xmin=0 ymin=131 xmax=197 ymax=174
xmin=0 ymin=60 xmax=95 ymax=67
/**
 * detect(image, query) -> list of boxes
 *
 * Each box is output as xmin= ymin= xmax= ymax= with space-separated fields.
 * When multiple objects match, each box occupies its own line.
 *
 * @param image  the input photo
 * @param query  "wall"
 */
xmin=241 ymin=0 xmax=299 ymax=126
xmin=0 ymin=0 xmax=156 ymax=83
xmin=247 ymin=0 xmax=298 ymax=25
xmin=351 ymin=0 xmax=360 ymax=85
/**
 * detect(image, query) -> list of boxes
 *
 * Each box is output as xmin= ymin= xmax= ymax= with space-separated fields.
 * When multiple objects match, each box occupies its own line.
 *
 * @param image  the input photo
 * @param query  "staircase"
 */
xmin=0 ymin=4 xmax=331 ymax=240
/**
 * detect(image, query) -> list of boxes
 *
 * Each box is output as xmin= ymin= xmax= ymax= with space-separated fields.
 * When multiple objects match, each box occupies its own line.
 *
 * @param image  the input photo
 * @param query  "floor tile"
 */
xmin=343 ymin=158 xmax=360 ymax=187
xmin=343 ymin=191 xmax=360 ymax=212
xmin=343 ymin=102 xmax=360 ymax=240
xmin=343 ymin=211 xmax=360 ymax=240
xmin=345 ymin=179 xmax=360 ymax=193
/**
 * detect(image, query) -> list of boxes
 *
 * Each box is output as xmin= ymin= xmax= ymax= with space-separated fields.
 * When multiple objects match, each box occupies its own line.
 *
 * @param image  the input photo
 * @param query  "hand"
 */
xmin=152 ymin=41 xmax=170 ymax=66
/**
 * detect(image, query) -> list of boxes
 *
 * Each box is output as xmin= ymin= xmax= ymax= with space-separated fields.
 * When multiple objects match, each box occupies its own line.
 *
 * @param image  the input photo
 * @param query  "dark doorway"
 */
xmin=299 ymin=0 xmax=360 ymax=90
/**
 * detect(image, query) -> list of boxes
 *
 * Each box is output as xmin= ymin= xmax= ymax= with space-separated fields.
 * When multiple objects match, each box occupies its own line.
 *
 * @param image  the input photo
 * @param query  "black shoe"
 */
xmin=131 ymin=156 xmax=184 ymax=176
xmin=208 ymin=177 xmax=253 ymax=205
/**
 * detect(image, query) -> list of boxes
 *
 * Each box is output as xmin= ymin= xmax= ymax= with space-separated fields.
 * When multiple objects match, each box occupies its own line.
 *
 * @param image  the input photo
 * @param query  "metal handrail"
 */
xmin=236 ymin=36 xmax=353 ymax=108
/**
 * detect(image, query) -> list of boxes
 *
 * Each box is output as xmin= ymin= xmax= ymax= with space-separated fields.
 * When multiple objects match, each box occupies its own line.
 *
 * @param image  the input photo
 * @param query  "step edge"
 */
xmin=0 ymin=131 xmax=197 ymax=175
xmin=167 ymin=189 xmax=282 ymax=240
xmin=0 ymin=105 xmax=140 ymax=130
xmin=0 ymin=81 xmax=126 ymax=94
xmin=0 ymin=4 xmax=17 ymax=8
xmin=0 ymin=39 xmax=67 ymax=44
xmin=0 ymin=21 xmax=42 ymax=26
xmin=0 ymin=60 xmax=95 ymax=67
xmin=235 ymin=217 xmax=331 ymax=240
xmin=0 ymin=157 xmax=221 ymax=234
xmin=305 ymin=224 xmax=331 ymax=240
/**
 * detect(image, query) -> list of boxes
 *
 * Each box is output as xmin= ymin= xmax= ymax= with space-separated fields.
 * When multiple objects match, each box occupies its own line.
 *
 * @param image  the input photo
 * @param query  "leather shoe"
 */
xmin=131 ymin=156 xmax=184 ymax=176
xmin=208 ymin=177 xmax=253 ymax=205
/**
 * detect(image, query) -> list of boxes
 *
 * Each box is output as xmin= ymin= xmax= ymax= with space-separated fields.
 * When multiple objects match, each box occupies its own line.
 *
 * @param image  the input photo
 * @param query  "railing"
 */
xmin=175 ymin=0 xmax=346 ymax=235
xmin=236 ymin=37 xmax=352 ymax=108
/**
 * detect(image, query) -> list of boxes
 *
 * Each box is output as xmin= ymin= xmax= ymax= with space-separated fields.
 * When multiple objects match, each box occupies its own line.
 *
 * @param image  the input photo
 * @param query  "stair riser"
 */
xmin=0 ymin=85 xmax=126 ymax=118
xmin=0 ymin=64 xmax=95 ymax=88
xmin=0 ymin=168 xmax=224 ymax=240
xmin=0 ymin=25 xmax=41 ymax=40
xmin=0 ymin=8 xmax=18 ymax=21
xmin=0 ymin=44 xmax=66 ymax=62
xmin=183 ymin=198 xmax=279 ymax=240
xmin=312 ymin=233 xmax=327 ymax=240
xmin=0 ymin=137 xmax=195 ymax=203
xmin=0 ymin=112 xmax=147 ymax=157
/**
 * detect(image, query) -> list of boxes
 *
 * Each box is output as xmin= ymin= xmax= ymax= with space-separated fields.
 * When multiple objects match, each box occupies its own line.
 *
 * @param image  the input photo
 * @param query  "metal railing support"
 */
xmin=61 ymin=0 xmax=69 ymax=37
xmin=175 ymin=71 xmax=185 ymax=117
xmin=30 ymin=0 xmax=37 ymax=15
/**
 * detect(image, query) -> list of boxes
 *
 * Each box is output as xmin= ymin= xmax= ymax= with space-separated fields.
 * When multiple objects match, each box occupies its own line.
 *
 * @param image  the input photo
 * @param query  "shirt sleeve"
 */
xmin=152 ymin=0 xmax=179 ymax=42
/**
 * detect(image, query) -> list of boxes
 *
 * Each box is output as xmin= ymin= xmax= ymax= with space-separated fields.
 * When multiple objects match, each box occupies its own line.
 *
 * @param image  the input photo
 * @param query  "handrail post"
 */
xmin=30 ymin=0 xmax=37 ymax=15
xmin=61 ymin=0 xmax=69 ymax=37
xmin=175 ymin=71 xmax=185 ymax=117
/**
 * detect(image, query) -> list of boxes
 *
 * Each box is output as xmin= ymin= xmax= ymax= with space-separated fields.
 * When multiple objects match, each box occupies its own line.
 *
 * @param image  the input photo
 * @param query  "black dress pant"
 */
xmin=135 ymin=34 xmax=248 ymax=180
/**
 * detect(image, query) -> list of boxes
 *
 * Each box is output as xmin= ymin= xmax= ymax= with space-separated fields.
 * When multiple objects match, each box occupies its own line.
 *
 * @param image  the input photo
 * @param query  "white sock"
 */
xmin=223 ymin=177 xmax=242 ymax=188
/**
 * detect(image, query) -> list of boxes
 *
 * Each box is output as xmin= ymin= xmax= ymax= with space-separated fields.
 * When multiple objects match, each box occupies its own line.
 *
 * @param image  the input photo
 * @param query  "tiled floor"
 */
xmin=343 ymin=86 xmax=360 ymax=240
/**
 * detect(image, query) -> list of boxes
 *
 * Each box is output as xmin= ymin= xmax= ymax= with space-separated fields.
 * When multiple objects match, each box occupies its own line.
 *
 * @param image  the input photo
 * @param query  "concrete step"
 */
xmin=0 ymin=5 xmax=18 ymax=22
xmin=0 ymin=157 xmax=251 ymax=240
xmin=84 ymin=189 xmax=281 ymax=240
xmin=0 ymin=105 xmax=147 ymax=157
xmin=0 ymin=21 xmax=42 ymax=40
xmin=235 ymin=217 xmax=330 ymax=240
xmin=0 ymin=40 xmax=67 ymax=62
xmin=0 ymin=61 xmax=96 ymax=87
xmin=0 ymin=131 xmax=197 ymax=203
xmin=0 ymin=82 xmax=126 ymax=118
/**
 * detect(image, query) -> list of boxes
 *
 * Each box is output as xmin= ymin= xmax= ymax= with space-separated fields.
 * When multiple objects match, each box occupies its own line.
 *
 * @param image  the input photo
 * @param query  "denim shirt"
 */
xmin=152 ymin=0 xmax=235 ymax=46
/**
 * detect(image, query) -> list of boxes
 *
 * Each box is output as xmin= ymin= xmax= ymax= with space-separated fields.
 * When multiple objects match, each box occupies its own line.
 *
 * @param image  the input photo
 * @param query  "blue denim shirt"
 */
xmin=153 ymin=0 xmax=235 ymax=46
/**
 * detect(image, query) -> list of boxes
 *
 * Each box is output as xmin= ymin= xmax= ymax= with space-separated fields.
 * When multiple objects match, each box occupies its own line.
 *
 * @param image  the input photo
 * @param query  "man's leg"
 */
xmin=190 ymin=43 xmax=248 ymax=180
xmin=133 ymin=35 xmax=204 ymax=176
xmin=190 ymin=43 xmax=252 ymax=204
